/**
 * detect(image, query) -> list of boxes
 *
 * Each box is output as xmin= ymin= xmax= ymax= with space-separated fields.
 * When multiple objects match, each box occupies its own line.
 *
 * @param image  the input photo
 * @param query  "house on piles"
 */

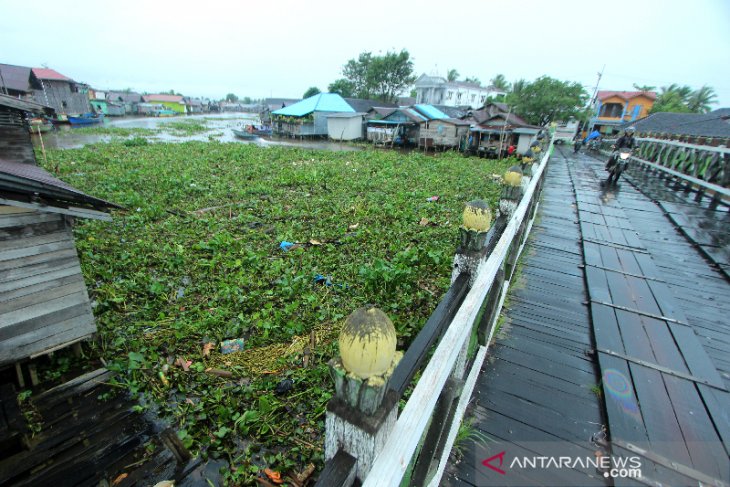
xmin=30 ymin=68 xmax=92 ymax=118
xmin=271 ymin=93 xmax=355 ymax=137
xmin=466 ymin=103 xmax=541 ymax=157
xmin=325 ymin=98 xmax=398 ymax=141
xmin=366 ymin=107 xmax=427 ymax=146
xmin=142 ymin=94 xmax=186 ymax=114
xmin=412 ymin=104 xmax=470 ymax=150
xmin=0 ymin=94 xmax=118 ymax=376
xmin=106 ymin=92 xmax=144 ymax=115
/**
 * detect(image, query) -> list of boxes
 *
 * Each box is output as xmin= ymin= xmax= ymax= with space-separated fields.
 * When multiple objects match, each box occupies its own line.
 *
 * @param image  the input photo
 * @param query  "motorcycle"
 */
xmin=587 ymin=139 xmax=601 ymax=153
xmin=606 ymin=148 xmax=632 ymax=185
xmin=573 ymin=139 xmax=582 ymax=153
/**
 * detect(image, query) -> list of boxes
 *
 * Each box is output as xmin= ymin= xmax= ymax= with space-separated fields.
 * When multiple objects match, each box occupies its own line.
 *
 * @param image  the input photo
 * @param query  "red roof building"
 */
xmin=31 ymin=67 xmax=73 ymax=82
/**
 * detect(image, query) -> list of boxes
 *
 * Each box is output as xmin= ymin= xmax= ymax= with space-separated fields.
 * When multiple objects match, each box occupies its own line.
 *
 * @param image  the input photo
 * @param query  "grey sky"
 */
xmin=2 ymin=0 xmax=729 ymax=107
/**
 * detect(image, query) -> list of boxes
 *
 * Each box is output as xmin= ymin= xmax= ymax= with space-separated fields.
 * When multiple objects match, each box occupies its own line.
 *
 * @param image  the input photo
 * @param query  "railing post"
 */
xmin=451 ymin=199 xmax=493 ymax=286
xmin=323 ymin=307 xmax=402 ymax=484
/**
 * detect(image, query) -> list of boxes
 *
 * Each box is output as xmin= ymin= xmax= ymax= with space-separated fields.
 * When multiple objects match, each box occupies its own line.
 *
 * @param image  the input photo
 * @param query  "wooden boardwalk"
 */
xmin=445 ymin=147 xmax=730 ymax=486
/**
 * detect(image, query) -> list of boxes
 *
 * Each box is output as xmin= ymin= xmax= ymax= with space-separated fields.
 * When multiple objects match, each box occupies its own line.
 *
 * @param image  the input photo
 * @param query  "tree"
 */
xmin=328 ymin=79 xmax=355 ymax=97
xmin=506 ymin=76 xmax=588 ymax=125
xmin=687 ymin=85 xmax=717 ymax=113
xmin=225 ymin=93 xmax=239 ymax=102
xmin=242 ymin=96 xmax=252 ymax=104
xmin=463 ymin=76 xmax=481 ymax=86
xmin=303 ymin=87 xmax=321 ymax=98
xmin=650 ymin=83 xmax=716 ymax=114
xmin=490 ymin=74 xmax=510 ymax=91
xmin=632 ymin=83 xmax=656 ymax=93
xmin=341 ymin=49 xmax=416 ymax=103
xmin=447 ymin=69 xmax=460 ymax=82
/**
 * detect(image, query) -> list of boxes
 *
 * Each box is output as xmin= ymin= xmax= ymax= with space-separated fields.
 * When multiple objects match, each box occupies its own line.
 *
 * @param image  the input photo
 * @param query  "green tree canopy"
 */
xmin=463 ymin=76 xmax=481 ymax=86
xmin=650 ymin=84 xmax=717 ymax=114
xmin=447 ymin=69 xmax=460 ymax=82
xmin=341 ymin=49 xmax=415 ymax=103
xmin=632 ymin=83 xmax=656 ymax=93
xmin=225 ymin=93 xmax=238 ymax=102
xmin=506 ymin=76 xmax=588 ymax=126
xmin=328 ymin=79 xmax=355 ymax=97
xmin=490 ymin=74 xmax=510 ymax=91
xmin=303 ymin=87 xmax=321 ymax=98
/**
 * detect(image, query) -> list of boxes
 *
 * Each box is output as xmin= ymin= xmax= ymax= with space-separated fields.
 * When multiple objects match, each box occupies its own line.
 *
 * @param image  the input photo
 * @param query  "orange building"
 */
xmin=592 ymin=90 xmax=657 ymax=134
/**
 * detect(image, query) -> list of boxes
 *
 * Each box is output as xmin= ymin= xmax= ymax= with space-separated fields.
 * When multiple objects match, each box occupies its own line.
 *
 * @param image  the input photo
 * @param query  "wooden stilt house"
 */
xmin=0 ymin=94 xmax=118 ymax=368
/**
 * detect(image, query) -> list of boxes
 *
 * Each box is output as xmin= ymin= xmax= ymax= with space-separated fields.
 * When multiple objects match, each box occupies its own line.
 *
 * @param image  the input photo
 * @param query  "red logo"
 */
xmin=482 ymin=451 xmax=507 ymax=475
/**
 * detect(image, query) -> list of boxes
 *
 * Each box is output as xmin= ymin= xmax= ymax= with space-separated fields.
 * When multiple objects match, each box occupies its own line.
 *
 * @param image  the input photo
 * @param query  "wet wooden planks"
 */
xmin=444 ymin=155 xmax=607 ymax=486
xmin=567 ymin=149 xmax=730 ymax=486
xmin=0 ymin=369 xmax=210 ymax=486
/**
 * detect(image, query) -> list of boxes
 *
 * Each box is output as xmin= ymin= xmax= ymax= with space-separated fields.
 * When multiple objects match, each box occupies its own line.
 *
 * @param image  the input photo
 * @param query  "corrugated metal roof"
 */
xmin=326 ymin=112 xmax=367 ymax=118
xmin=0 ymin=158 xmax=119 ymax=210
xmin=0 ymin=63 xmax=33 ymax=93
xmin=419 ymin=117 xmax=470 ymax=126
xmin=143 ymin=94 xmax=184 ymax=103
xmin=597 ymin=90 xmax=657 ymax=101
xmin=413 ymin=104 xmax=449 ymax=120
xmin=272 ymin=93 xmax=354 ymax=117
xmin=32 ymin=68 xmax=73 ymax=82
xmin=0 ymin=93 xmax=54 ymax=114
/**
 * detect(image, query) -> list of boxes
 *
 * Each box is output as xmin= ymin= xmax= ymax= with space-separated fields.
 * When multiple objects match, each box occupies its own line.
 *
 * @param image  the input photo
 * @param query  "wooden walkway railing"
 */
xmin=315 ymin=139 xmax=553 ymax=487
xmin=600 ymin=137 xmax=730 ymax=208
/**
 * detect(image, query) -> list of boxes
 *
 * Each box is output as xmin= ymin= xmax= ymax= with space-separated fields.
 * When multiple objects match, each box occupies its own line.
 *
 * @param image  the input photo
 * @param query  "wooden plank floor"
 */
xmin=445 ymin=147 xmax=730 ymax=487
xmin=444 ymin=151 xmax=608 ymax=487
xmin=566 ymin=147 xmax=730 ymax=487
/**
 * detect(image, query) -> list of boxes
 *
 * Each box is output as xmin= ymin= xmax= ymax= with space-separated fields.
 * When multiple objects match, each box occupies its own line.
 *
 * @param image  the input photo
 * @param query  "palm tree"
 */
xmin=660 ymin=84 xmax=693 ymax=103
xmin=632 ymin=83 xmax=656 ymax=93
xmin=686 ymin=85 xmax=718 ymax=113
xmin=447 ymin=69 xmax=459 ymax=82
xmin=490 ymin=74 xmax=510 ymax=91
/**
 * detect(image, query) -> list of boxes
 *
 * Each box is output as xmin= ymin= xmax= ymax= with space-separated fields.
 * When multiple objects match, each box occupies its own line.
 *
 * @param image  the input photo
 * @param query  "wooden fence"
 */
xmin=315 ymin=138 xmax=553 ymax=487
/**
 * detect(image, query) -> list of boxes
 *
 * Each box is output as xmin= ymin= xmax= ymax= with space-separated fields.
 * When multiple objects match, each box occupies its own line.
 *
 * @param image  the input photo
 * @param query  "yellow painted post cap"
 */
xmin=462 ymin=200 xmax=492 ymax=232
xmin=339 ymin=307 xmax=397 ymax=379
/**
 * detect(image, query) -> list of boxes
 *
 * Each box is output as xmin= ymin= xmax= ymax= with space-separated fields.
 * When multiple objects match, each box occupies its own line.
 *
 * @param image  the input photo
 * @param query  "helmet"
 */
xmin=626 ymin=126 xmax=636 ymax=134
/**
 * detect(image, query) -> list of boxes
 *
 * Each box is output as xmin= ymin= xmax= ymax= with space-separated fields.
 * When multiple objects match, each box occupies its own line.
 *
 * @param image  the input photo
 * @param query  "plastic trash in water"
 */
xmin=313 ymin=274 xmax=349 ymax=290
xmin=220 ymin=338 xmax=245 ymax=354
xmin=427 ymin=196 xmax=440 ymax=202
xmin=280 ymin=241 xmax=295 ymax=251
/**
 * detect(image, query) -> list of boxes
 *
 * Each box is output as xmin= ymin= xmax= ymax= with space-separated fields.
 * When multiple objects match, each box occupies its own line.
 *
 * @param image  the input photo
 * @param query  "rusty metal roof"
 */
xmin=597 ymin=90 xmax=657 ymax=101
xmin=0 ymin=158 xmax=119 ymax=211
xmin=32 ymin=68 xmax=73 ymax=82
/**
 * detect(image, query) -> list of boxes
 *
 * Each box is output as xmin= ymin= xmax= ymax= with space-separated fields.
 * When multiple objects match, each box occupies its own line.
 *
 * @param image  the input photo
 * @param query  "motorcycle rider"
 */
xmin=606 ymin=126 xmax=637 ymax=170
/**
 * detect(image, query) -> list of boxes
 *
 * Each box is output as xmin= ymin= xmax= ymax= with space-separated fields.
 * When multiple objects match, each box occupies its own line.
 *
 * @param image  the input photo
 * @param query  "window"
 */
xmin=471 ymin=94 xmax=476 ymax=102
xmin=447 ymin=91 xmax=453 ymax=100
xmin=600 ymin=103 xmax=623 ymax=118
xmin=456 ymin=93 xmax=462 ymax=102
xmin=480 ymin=95 xmax=486 ymax=103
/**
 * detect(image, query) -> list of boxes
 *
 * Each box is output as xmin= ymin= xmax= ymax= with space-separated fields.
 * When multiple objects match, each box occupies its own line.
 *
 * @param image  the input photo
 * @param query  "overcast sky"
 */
xmin=2 ymin=0 xmax=729 ymax=107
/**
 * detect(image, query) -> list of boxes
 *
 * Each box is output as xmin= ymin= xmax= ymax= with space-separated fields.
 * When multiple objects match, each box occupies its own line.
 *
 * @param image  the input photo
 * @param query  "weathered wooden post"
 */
xmin=521 ymin=149 xmax=535 ymax=177
xmin=323 ymin=306 xmax=402 ymax=484
xmin=499 ymin=165 xmax=524 ymax=219
xmin=451 ymin=200 xmax=493 ymax=286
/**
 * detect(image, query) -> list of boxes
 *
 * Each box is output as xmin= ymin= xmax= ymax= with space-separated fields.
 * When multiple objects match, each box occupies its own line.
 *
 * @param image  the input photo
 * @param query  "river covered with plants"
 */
xmin=41 ymin=139 xmax=514 ymax=484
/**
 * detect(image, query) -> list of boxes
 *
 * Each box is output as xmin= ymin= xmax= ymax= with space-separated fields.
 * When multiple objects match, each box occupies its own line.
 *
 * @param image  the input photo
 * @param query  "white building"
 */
xmin=413 ymin=74 xmax=506 ymax=109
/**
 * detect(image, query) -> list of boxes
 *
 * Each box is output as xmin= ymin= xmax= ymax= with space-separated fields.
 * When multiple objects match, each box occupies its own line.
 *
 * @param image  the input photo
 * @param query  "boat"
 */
xmin=68 ymin=113 xmax=104 ymax=125
xmin=248 ymin=124 xmax=271 ymax=136
xmin=28 ymin=117 xmax=54 ymax=134
xmin=232 ymin=128 xmax=258 ymax=139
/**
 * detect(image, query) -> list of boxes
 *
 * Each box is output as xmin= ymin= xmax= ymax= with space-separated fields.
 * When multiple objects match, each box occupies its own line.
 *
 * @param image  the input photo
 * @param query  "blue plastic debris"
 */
xmin=313 ymin=274 xmax=349 ymax=289
xmin=220 ymin=338 xmax=245 ymax=354
xmin=280 ymin=241 xmax=296 ymax=251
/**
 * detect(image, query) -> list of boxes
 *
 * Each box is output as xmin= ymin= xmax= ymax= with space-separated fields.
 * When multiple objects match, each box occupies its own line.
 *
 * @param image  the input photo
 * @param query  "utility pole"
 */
xmin=587 ymin=65 xmax=605 ymax=132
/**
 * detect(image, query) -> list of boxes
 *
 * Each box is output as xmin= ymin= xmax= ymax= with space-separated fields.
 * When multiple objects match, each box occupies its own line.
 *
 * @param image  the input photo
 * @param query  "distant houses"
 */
xmin=142 ymin=94 xmax=186 ymax=114
xmin=414 ymin=74 xmax=506 ymax=109
xmin=590 ymin=90 xmax=657 ymax=135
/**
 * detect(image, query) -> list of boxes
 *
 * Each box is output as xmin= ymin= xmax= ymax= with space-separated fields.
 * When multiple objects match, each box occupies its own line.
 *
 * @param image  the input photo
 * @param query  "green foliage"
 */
xmin=447 ymin=69 xmax=460 ymax=82
xmin=452 ymin=417 xmax=490 ymax=459
xmin=225 ymin=93 xmax=239 ymax=102
xmin=341 ymin=49 xmax=416 ymax=103
xmin=327 ymin=79 xmax=355 ymax=98
xmin=490 ymin=74 xmax=510 ymax=91
xmin=650 ymin=84 xmax=717 ymax=114
xmin=303 ymin=86 xmax=321 ymax=98
xmin=42 ymin=140 xmax=510 ymax=476
xmin=506 ymin=76 xmax=588 ymax=125
xmin=463 ymin=76 xmax=481 ymax=86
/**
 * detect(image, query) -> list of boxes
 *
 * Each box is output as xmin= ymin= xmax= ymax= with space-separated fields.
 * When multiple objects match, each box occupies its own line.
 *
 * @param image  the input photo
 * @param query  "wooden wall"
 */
xmin=0 ymin=107 xmax=37 ymax=165
xmin=0 ymin=206 xmax=96 ymax=365
xmin=419 ymin=121 xmax=469 ymax=147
